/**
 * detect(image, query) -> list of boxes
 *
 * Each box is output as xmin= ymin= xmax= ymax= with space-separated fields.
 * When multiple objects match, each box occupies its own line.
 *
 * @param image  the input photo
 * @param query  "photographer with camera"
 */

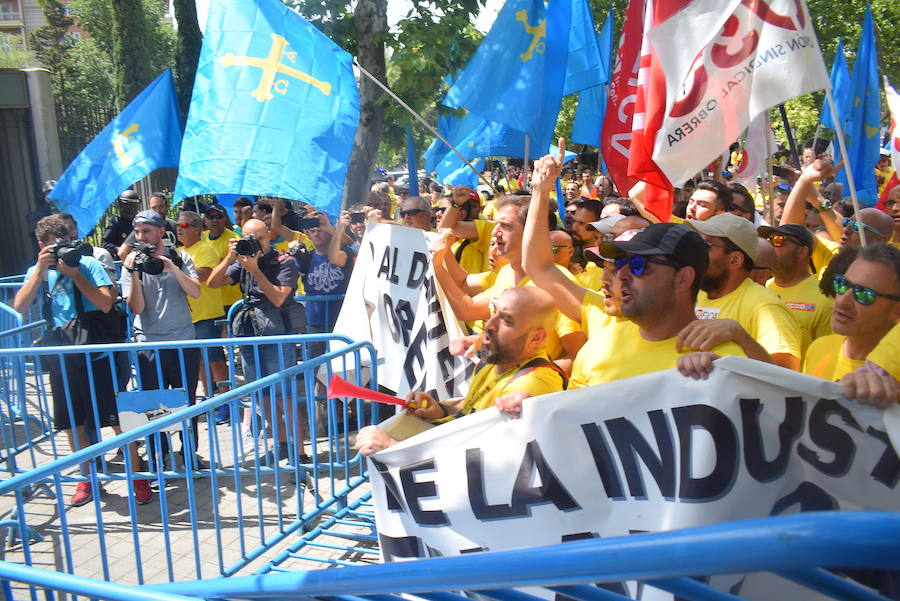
xmin=208 ymin=218 xmax=308 ymax=464
xmin=121 ymin=210 xmax=204 ymax=470
xmin=15 ymin=215 xmax=147 ymax=506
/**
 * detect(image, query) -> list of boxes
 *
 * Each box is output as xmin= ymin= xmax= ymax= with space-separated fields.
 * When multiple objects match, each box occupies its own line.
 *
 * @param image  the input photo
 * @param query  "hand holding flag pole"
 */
xmin=353 ymin=59 xmax=499 ymax=197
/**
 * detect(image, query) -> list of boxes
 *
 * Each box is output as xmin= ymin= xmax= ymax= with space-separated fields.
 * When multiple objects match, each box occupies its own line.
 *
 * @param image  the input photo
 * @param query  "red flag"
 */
xmin=600 ymin=0 xmax=645 ymax=198
xmin=627 ymin=0 xmax=675 ymax=220
xmin=875 ymin=172 xmax=899 ymax=212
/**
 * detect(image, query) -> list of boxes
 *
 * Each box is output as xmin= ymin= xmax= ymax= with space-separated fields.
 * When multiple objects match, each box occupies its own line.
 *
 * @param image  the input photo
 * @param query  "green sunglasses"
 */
xmin=832 ymin=274 xmax=900 ymax=306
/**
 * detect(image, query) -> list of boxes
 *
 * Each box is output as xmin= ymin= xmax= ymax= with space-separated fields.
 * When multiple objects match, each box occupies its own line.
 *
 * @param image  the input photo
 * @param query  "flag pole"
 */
xmin=825 ymin=87 xmax=867 ymax=246
xmin=765 ymin=112 xmax=775 ymax=225
xmin=778 ymin=104 xmax=801 ymax=168
xmin=523 ymin=135 xmax=530 ymax=192
xmin=353 ymin=59 xmax=499 ymax=197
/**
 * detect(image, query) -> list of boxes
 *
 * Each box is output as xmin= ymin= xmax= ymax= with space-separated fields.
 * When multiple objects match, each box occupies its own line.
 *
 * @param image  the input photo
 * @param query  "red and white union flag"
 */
xmin=645 ymin=0 xmax=829 ymax=187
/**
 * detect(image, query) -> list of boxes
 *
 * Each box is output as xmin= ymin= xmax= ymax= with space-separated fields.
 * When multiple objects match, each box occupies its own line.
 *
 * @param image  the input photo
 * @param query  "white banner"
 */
xmin=648 ymin=0 xmax=829 ymax=187
xmin=734 ymin=112 xmax=775 ymax=187
xmin=369 ymin=357 xmax=900 ymax=596
xmin=332 ymin=223 xmax=473 ymax=399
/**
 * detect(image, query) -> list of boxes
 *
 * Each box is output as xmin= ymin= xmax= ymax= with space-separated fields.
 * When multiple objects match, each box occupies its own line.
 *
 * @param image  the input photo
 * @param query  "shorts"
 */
xmin=50 ymin=352 xmax=124 ymax=431
xmin=240 ymin=342 xmax=297 ymax=396
xmin=193 ymin=317 xmax=225 ymax=362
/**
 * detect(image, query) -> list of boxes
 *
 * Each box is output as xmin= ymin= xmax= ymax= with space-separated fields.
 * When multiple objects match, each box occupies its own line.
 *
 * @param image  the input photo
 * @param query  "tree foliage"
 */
xmin=28 ymin=0 xmax=76 ymax=97
xmin=0 ymin=36 xmax=39 ymax=68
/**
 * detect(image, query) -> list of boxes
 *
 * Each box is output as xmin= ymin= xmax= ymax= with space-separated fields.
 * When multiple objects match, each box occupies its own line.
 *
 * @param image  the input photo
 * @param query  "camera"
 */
xmin=52 ymin=239 xmax=92 ymax=268
xmin=350 ymin=212 xmax=365 ymax=224
xmin=132 ymin=241 xmax=164 ymax=275
xmin=235 ymin=235 xmax=262 ymax=257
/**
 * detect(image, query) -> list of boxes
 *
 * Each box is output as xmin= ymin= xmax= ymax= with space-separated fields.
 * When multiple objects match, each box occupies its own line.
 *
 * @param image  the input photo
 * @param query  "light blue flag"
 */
xmin=48 ymin=69 xmax=182 ymax=237
xmin=836 ymin=8 xmax=880 ymax=206
xmin=406 ymin=124 xmax=420 ymax=196
xmin=439 ymin=158 xmax=483 ymax=188
xmin=173 ymin=0 xmax=360 ymax=218
xmin=570 ymin=9 xmax=613 ymax=148
xmin=443 ymin=0 xmax=572 ymax=154
xmin=821 ymin=39 xmax=850 ymax=131
xmin=562 ymin=0 xmax=604 ymax=96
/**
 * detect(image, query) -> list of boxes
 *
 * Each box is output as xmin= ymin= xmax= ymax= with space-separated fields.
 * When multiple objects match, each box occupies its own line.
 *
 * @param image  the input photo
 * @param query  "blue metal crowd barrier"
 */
xmin=0 ymin=333 xmax=379 ymax=598
xmin=0 ymin=511 xmax=898 ymax=600
xmin=223 ymin=294 xmax=346 ymax=338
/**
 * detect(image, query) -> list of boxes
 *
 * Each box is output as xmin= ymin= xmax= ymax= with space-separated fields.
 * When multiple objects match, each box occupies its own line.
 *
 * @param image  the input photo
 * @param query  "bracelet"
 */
xmin=450 ymin=201 xmax=463 ymax=209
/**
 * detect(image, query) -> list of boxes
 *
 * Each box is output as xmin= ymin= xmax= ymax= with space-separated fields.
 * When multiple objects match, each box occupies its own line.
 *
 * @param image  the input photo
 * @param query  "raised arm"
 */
xmin=521 ymin=142 xmax=587 ymax=324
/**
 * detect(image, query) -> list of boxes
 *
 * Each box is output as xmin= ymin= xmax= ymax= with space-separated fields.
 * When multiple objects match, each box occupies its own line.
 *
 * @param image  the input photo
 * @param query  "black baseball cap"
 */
xmin=132 ymin=210 xmax=166 ymax=227
xmin=757 ymin=223 xmax=814 ymax=251
xmin=598 ymin=222 xmax=709 ymax=278
xmin=204 ymin=204 xmax=227 ymax=217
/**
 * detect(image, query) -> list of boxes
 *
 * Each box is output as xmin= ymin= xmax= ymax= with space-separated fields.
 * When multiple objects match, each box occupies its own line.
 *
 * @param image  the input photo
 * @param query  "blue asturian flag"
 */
xmin=443 ymin=0 xmax=572 ymax=154
xmin=562 ymin=0 xmax=604 ymax=96
xmin=173 ymin=0 xmax=360 ymax=218
xmin=48 ymin=69 xmax=182 ymax=237
xmin=836 ymin=7 xmax=881 ymax=206
xmin=570 ymin=8 xmax=613 ymax=148
xmin=820 ymin=39 xmax=850 ymax=131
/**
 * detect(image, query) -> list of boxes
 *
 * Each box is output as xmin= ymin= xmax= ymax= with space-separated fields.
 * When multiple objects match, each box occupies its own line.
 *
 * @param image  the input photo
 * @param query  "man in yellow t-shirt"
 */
xmin=686 ymin=212 xmax=802 ymax=370
xmin=522 ymin=151 xmax=744 ymax=388
xmin=804 ymin=244 xmax=900 ymax=389
xmin=202 ymin=204 xmax=242 ymax=309
xmin=177 ymin=211 xmax=228 ymax=395
xmin=432 ymin=194 xmax=585 ymax=372
xmin=355 ymin=287 xmax=565 ymax=455
xmin=759 ymin=224 xmax=833 ymax=355
xmin=779 ymin=158 xmax=893 ymax=279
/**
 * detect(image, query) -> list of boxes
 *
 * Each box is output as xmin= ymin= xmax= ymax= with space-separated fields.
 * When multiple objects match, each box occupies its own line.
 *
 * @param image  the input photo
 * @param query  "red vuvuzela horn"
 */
xmin=327 ymin=374 xmax=408 ymax=407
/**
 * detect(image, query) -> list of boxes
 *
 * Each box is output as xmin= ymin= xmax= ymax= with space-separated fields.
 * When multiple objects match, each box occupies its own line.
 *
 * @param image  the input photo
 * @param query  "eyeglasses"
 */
xmin=613 ymin=255 xmax=682 ymax=275
xmin=766 ymin=234 xmax=800 ymax=248
xmin=842 ymin=217 xmax=884 ymax=237
xmin=832 ymin=274 xmax=900 ymax=306
xmin=551 ymin=245 xmax=572 ymax=253
xmin=400 ymin=209 xmax=427 ymax=218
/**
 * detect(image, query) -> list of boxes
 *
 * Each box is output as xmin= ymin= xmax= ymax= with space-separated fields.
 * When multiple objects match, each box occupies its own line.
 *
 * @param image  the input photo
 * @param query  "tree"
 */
xmin=28 ymin=0 xmax=75 ymax=98
xmin=0 ymin=36 xmax=39 ymax=69
xmin=171 ymin=0 xmax=202 ymax=115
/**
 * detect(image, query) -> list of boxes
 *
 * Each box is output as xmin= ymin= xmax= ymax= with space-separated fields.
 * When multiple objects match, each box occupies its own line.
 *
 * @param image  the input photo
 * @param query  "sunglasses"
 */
xmin=832 ymin=274 xmax=900 ymax=306
xmin=400 ymin=209 xmax=427 ymax=217
xmin=206 ymin=213 xmax=225 ymax=219
xmin=177 ymin=223 xmax=197 ymax=229
xmin=613 ymin=255 xmax=682 ymax=275
xmin=766 ymin=233 xmax=801 ymax=248
xmin=551 ymin=245 xmax=572 ymax=253
xmin=842 ymin=217 xmax=884 ymax=237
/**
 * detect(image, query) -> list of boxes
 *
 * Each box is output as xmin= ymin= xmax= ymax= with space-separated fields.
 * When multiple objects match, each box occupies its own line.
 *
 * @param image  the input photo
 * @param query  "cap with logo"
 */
xmin=687 ymin=212 xmax=760 ymax=261
xmin=132 ymin=210 xmax=166 ymax=228
xmin=597 ymin=222 xmax=710 ymax=278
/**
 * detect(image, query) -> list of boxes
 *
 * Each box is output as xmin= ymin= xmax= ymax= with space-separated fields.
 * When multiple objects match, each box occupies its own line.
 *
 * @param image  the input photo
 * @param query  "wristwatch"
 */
xmin=450 ymin=201 xmax=464 ymax=209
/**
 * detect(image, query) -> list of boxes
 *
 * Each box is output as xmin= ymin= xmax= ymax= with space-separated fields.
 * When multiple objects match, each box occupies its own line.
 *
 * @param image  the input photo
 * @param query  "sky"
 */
xmin=191 ymin=0 xmax=504 ymax=36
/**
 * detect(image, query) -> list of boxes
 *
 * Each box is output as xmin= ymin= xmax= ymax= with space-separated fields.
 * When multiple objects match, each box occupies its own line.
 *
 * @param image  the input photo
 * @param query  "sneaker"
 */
xmin=133 ymin=479 xmax=153 ymax=505
xmin=70 ymin=482 xmax=93 ymax=507
xmin=214 ymin=405 xmax=230 ymax=424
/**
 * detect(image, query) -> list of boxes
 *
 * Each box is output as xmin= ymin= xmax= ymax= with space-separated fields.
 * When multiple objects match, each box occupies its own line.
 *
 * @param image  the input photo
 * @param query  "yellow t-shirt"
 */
xmin=569 ymin=320 xmax=746 ymax=388
xmin=452 ymin=219 xmax=495 ymax=275
xmin=669 ymin=215 xmax=686 ymax=224
xmin=866 ymin=324 xmax=900 ymax=381
xmin=695 ymin=278 xmax=802 ymax=359
xmin=474 ymin=263 xmax=582 ymax=360
xmin=811 ymin=237 xmax=840 ymax=280
xmin=202 ymin=229 xmax=242 ymax=306
xmin=482 ymin=200 xmax=498 ymax=221
xmin=436 ymin=352 xmax=565 ymax=422
xmin=802 ymin=334 xmax=864 ymax=381
xmin=575 ymin=262 xmax=603 ymax=292
xmin=766 ymin=276 xmax=833 ymax=356
xmin=183 ymin=240 xmax=225 ymax=322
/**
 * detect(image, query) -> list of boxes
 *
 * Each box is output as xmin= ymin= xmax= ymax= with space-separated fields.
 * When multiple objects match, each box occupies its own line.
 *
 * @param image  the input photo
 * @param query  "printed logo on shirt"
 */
xmin=785 ymin=302 xmax=815 ymax=312
xmin=695 ymin=307 xmax=721 ymax=320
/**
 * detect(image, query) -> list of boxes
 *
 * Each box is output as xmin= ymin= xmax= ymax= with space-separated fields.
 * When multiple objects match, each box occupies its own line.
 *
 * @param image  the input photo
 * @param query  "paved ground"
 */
xmin=0 ymin=413 xmax=379 ymax=599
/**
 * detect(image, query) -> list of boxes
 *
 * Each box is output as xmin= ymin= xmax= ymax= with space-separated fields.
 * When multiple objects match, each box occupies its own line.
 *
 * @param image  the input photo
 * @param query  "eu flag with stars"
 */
xmin=836 ymin=7 xmax=881 ymax=206
xmin=48 ymin=69 xmax=181 ymax=237
xmin=443 ymin=0 xmax=572 ymax=154
xmin=173 ymin=0 xmax=360 ymax=218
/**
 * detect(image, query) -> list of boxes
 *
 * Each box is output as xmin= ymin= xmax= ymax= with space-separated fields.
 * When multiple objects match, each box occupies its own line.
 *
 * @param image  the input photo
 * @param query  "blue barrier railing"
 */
xmin=222 ymin=294 xmax=346 ymax=337
xmin=0 ymin=333 xmax=379 ymax=597
xmin=0 ymin=511 xmax=897 ymax=600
